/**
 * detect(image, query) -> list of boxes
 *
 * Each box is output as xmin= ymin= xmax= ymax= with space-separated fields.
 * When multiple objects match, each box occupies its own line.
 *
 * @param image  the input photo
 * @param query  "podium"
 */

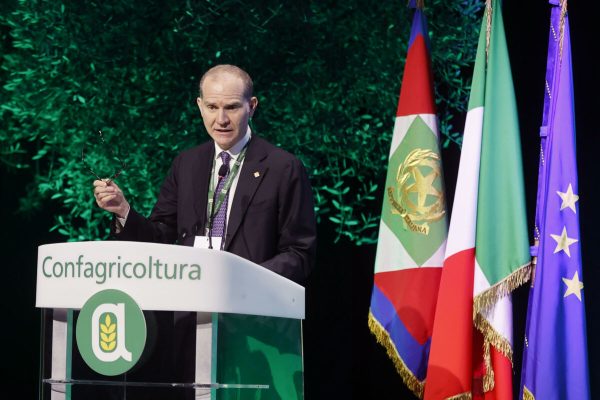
xmin=36 ymin=241 xmax=305 ymax=400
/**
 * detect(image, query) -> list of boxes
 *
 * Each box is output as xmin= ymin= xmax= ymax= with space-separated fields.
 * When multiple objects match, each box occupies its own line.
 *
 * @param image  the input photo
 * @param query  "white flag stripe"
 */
xmin=444 ymin=107 xmax=484 ymax=259
xmin=390 ymin=115 xmax=417 ymax=156
xmin=374 ymin=221 xmax=447 ymax=274
xmin=474 ymin=258 xmax=492 ymax=295
xmin=481 ymin=295 xmax=513 ymax=344
xmin=389 ymin=114 xmax=438 ymax=157
xmin=374 ymin=221 xmax=416 ymax=273
xmin=418 ymin=114 xmax=439 ymax=139
xmin=423 ymin=238 xmax=447 ymax=267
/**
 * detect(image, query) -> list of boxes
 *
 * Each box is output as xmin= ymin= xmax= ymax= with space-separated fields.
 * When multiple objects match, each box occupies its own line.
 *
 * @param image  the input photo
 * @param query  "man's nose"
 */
xmin=216 ymin=109 xmax=229 ymax=125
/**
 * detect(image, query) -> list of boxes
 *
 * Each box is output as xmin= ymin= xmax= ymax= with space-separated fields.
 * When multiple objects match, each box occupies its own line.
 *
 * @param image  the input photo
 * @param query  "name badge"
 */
xmin=193 ymin=236 xmax=223 ymax=250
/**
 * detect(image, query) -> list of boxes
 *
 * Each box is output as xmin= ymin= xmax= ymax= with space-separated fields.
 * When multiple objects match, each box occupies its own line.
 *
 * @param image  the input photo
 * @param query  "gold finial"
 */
xmin=407 ymin=0 xmax=424 ymax=9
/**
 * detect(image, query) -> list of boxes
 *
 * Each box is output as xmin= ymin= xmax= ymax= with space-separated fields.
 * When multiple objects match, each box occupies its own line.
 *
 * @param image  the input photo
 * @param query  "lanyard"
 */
xmin=206 ymin=145 xmax=248 ymax=231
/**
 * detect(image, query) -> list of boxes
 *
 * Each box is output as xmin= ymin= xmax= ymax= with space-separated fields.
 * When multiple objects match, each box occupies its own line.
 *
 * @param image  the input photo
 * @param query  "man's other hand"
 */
xmin=93 ymin=180 xmax=130 ymax=218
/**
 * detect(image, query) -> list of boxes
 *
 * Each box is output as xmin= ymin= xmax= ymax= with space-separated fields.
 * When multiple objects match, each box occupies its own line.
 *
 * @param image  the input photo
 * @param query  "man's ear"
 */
xmin=196 ymin=97 xmax=204 ymax=115
xmin=249 ymin=96 xmax=258 ymax=117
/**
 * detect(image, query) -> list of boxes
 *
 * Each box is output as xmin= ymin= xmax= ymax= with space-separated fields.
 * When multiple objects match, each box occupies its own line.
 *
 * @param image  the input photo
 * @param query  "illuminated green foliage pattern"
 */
xmin=1 ymin=0 xmax=481 ymax=244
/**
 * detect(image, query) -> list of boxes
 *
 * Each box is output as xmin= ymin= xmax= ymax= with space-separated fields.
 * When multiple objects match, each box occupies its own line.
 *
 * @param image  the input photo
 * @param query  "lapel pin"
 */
xmin=254 ymin=171 xmax=260 ymax=178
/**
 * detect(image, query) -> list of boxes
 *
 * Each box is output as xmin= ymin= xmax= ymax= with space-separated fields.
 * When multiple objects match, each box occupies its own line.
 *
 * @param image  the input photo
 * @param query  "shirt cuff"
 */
xmin=115 ymin=207 xmax=130 ymax=232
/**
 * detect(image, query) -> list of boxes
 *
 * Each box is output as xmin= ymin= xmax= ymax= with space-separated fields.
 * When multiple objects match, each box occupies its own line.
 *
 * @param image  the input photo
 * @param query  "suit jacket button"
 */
xmin=182 ymin=232 xmax=187 ymax=238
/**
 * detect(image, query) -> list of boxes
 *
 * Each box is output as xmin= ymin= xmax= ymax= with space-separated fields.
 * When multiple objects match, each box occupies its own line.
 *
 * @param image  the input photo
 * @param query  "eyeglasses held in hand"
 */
xmin=81 ymin=130 xmax=126 ymax=183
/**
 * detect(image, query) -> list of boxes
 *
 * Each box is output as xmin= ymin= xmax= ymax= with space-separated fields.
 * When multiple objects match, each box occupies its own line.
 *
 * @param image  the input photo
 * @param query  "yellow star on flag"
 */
xmin=557 ymin=183 xmax=579 ymax=213
xmin=407 ymin=167 xmax=440 ymax=212
xmin=550 ymin=226 xmax=578 ymax=257
xmin=562 ymin=270 xmax=584 ymax=301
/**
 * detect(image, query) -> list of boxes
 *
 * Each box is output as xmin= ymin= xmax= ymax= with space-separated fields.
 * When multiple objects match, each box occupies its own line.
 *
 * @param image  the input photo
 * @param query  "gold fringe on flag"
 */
xmin=471 ymin=262 xmax=531 ymax=393
xmin=474 ymin=313 xmax=514 ymax=392
xmin=368 ymin=311 xmax=425 ymax=398
xmin=472 ymin=261 xmax=532 ymax=318
xmin=482 ymin=337 xmax=495 ymax=392
xmin=444 ymin=392 xmax=473 ymax=400
xmin=522 ymin=386 xmax=536 ymax=400
xmin=474 ymin=313 xmax=513 ymax=362
xmin=446 ymin=392 xmax=473 ymax=400
xmin=559 ymin=0 xmax=568 ymax=59
xmin=485 ymin=0 xmax=493 ymax=63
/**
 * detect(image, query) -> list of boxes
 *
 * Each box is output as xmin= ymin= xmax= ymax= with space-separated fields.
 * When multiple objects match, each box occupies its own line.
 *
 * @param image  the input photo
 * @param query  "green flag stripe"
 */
xmin=475 ymin=0 xmax=530 ymax=286
xmin=467 ymin=16 xmax=488 ymax=111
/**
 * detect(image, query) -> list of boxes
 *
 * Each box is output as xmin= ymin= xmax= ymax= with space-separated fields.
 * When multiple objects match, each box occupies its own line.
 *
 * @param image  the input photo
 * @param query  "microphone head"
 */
xmin=218 ymin=164 xmax=229 ymax=179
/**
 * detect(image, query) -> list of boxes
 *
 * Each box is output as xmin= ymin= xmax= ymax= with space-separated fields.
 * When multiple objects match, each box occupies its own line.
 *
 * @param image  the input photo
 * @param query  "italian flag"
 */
xmin=423 ymin=1 xmax=531 ymax=399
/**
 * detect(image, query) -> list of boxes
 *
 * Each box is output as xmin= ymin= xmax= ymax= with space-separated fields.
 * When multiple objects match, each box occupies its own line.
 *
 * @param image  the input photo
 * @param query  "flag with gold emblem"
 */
xmin=519 ymin=1 xmax=590 ymax=399
xmin=368 ymin=1 xmax=448 ymax=397
xmin=424 ymin=1 xmax=531 ymax=398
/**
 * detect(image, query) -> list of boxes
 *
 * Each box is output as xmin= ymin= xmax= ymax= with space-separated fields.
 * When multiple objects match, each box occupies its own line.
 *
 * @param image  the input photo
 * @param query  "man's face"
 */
xmin=197 ymin=72 xmax=257 ymax=150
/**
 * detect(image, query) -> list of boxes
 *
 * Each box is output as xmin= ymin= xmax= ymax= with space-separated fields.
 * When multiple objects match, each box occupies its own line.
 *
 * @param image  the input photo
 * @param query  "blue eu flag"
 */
xmin=520 ymin=1 xmax=590 ymax=399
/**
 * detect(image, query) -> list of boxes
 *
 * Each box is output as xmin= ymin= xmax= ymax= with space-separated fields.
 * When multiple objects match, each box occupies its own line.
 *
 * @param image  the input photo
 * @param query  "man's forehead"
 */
xmin=201 ymin=93 xmax=245 ymax=104
xmin=202 ymin=72 xmax=244 ymax=91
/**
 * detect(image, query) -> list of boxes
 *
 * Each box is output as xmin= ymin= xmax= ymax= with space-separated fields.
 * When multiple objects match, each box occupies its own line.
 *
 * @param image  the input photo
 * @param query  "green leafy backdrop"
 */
xmin=1 ymin=0 xmax=481 ymax=244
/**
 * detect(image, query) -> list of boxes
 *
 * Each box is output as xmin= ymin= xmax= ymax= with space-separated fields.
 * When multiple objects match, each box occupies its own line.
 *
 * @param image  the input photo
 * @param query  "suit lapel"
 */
xmin=225 ymin=137 xmax=268 ymax=248
xmin=193 ymin=144 xmax=214 ymax=234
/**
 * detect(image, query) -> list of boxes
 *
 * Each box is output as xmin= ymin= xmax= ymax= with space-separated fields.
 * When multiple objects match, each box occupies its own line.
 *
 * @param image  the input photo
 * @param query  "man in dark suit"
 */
xmin=93 ymin=64 xmax=316 ymax=284
xmin=88 ymin=65 xmax=316 ymax=398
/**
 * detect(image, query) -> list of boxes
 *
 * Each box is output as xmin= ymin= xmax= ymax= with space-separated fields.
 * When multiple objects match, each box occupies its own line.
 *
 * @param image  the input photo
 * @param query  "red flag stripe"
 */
xmin=424 ymin=248 xmax=475 ymax=399
xmin=397 ymin=34 xmax=436 ymax=116
xmin=374 ymin=268 xmax=442 ymax=344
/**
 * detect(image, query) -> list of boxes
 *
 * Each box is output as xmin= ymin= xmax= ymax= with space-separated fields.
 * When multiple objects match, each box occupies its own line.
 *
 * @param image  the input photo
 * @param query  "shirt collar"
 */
xmin=214 ymin=127 xmax=252 ymax=160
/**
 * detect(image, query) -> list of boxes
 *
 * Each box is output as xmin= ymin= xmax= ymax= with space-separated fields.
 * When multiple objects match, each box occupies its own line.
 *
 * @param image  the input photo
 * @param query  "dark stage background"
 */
xmin=1 ymin=1 xmax=598 ymax=399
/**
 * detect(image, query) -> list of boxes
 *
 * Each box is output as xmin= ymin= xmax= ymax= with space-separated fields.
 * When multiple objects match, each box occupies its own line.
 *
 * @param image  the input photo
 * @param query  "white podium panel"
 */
xmin=36 ymin=241 xmax=305 ymax=319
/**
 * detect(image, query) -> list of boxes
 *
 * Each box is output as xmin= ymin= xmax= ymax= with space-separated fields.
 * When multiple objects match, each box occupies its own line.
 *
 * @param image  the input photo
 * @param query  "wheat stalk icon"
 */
xmin=99 ymin=313 xmax=117 ymax=352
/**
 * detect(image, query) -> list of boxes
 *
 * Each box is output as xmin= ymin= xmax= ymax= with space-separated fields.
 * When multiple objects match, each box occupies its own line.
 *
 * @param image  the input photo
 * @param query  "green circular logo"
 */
xmin=76 ymin=289 xmax=146 ymax=376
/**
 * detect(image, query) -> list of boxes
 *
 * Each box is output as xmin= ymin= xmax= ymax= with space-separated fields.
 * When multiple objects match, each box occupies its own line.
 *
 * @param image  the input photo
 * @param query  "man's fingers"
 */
xmin=95 ymin=191 xmax=109 ymax=201
xmin=107 ymin=180 xmax=121 ymax=191
xmin=97 ymin=190 xmax=120 ymax=201
xmin=94 ymin=185 xmax=117 ymax=197
xmin=97 ymin=194 xmax=118 ymax=207
xmin=93 ymin=180 xmax=121 ymax=190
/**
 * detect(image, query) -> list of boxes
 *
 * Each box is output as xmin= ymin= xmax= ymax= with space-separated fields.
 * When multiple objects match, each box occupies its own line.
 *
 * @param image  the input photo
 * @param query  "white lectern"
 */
xmin=36 ymin=241 xmax=305 ymax=400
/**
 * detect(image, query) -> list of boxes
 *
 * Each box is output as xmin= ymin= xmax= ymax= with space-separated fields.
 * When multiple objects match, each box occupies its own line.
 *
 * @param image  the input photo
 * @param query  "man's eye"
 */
xmin=207 ymin=105 xmax=217 ymax=110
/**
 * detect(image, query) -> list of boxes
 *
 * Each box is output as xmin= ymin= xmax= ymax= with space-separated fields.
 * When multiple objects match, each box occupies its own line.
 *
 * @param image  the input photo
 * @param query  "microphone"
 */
xmin=218 ymin=164 xmax=229 ymax=179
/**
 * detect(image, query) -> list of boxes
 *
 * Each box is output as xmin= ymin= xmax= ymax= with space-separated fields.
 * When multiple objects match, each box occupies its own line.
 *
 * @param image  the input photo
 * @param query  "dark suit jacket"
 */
xmin=115 ymin=135 xmax=317 ymax=285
